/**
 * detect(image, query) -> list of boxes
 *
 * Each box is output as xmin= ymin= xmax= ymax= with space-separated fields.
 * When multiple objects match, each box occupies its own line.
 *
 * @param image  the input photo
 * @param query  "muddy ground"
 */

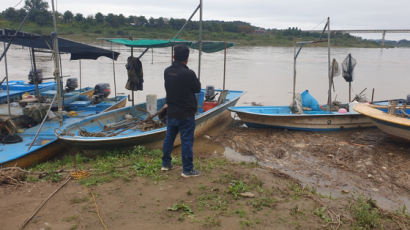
xmin=0 ymin=121 xmax=409 ymax=229
xmin=212 ymin=122 xmax=410 ymax=212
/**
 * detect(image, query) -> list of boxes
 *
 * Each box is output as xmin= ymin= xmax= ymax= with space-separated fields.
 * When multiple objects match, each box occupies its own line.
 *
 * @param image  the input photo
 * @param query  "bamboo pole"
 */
xmin=173 ymin=4 xmax=200 ymax=40
xmin=327 ymin=17 xmax=332 ymax=113
xmin=31 ymin=48 xmax=40 ymax=99
xmin=111 ymin=43 xmax=117 ymax=97
xmin=3 ymin=42 xmax=11 ymax=117
xmin=198 ymin=0 xmax=203 ymax=81
xmin=79 ymin=60 xmax=82 ymax=93
xmin=223 ymin=42 xmax=227 ymax=90
xmin=51 ymin=0 xmax=63 ymax=126
xmin=292 ymin=44 xmax=297 ymax=107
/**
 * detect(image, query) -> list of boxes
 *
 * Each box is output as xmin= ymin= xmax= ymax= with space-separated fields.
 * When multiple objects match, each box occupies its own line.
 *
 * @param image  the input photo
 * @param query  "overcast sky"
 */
xmin=1 ymin=0 xmax=409 ymax=40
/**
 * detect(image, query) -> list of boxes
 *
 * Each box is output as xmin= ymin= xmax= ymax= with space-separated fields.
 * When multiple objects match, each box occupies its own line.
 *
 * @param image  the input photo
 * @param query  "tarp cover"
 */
xmin=0 ymin=29 xmax=120 ymax=60
xmin=106 ymin=38 xmax=234 ymax=53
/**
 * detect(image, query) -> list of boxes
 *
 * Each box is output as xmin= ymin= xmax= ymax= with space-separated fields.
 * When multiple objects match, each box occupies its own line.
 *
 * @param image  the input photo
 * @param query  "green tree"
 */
xmin=63 ymin=10 xmax=73 ymax=23
xmin=2 ymin=8 xmax=18 ymax=21
xmin=95 ymin=12 xmax=104 ymax=24
xmin=136 ymin=16 xmax=147 ymax=26
xmin=74 ymin=13 xmax=84 ymax=23
xmin=23 ymin=0 xmax=48 ymax=12
xmin=23 ymin=0 xmax=52 ymax=25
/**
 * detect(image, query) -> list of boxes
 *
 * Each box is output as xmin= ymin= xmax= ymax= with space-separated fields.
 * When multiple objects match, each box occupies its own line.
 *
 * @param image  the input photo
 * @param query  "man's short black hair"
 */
xmin=174 ymin=45 xmax=190 ymax=62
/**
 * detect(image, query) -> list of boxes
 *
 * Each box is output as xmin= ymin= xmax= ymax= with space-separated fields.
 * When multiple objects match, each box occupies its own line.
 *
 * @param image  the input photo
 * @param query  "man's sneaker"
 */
xmin=181 ymin=170 xmax=200 ymax=178
xmin=161 ymin=165 xmax=174 ymax=171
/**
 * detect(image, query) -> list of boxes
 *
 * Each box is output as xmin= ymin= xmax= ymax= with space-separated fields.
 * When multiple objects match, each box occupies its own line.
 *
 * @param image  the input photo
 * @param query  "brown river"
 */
xmin=1 ymin=44 xmax=409 ymax=105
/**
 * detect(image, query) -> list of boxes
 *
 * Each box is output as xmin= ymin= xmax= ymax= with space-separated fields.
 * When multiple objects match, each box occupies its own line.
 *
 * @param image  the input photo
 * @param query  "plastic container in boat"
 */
xmin=203 ymin=101 xmax=218 ymax=112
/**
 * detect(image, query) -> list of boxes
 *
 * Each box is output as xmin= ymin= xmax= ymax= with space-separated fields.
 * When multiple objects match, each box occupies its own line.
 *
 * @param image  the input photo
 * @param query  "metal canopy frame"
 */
xmin=292 ymin=17 xmax=332 ymax=113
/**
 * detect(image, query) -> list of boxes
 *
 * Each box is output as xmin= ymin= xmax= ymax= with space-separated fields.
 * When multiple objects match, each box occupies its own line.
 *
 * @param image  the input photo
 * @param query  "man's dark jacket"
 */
xmin=164 ymin=62 xmax=201 ymax=119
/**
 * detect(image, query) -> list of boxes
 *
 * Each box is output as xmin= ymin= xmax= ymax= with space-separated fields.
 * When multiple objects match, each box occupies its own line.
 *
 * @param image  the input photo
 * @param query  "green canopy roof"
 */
xmin=105 ymin=38 xmax=234 ymax=53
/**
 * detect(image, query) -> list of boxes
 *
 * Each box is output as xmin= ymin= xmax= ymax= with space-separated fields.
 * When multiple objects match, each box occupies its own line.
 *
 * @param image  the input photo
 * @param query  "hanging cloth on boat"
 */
xmin=342 ymin=54 xmax=356 ymax=83
xmin=125 ymin=56 xmax=144 ymax=91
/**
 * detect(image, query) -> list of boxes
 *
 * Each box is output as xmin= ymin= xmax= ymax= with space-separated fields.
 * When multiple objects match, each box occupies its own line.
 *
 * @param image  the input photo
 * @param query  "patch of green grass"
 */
xmin=204 ymin=215 xmax=221 ymax=227
xmin=79 ymin=175 xmax=112 ymax=186
xmin=239 ymin=219 xmax=255 ymax=228
xmin=290 ymin=205 xmax=305 ymax=218
xmin=227 ymin=180 xmax=248 ymax=199
xmin=167 ymin=202 xmax=194 ymax=222
xmin=234 ymin=209 xmax=248 ymax=218
xmin=248 ymin=196 xmax=275 ymax=211
xmin=350 ymin=196 xmax=381 ymax=229
xmin=313 ymin=206 xmax=331 ymax=223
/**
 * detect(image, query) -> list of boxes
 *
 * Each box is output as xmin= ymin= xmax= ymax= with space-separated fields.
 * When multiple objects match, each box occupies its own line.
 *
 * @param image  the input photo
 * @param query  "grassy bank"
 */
xmin=1 ymin=146 xmax=405 ymax=229
xmin=0 ymin=19 xmax=384 ymax=47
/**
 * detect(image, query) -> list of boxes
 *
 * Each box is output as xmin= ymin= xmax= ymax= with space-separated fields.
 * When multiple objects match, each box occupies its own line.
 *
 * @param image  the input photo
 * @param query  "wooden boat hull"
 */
xmin=0 ymin=96 xmax=127 ymax=168
xmin=354 ymin=103 xmax=410 ymax=142
xmin=229 ymin=106 xmax=373 ymax=131
xmin=57 ymin=90 xmax=244 ymax=148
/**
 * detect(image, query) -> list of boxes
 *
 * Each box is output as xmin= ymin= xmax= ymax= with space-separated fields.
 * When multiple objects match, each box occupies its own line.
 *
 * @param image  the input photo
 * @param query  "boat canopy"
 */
xmin=105 ymin=38 xmax=234 ymax=53
xmin=0 ymin=29 xmax=120 ymax=60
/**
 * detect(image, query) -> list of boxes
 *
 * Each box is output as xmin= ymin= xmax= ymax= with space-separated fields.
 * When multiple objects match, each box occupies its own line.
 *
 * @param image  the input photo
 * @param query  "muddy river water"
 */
xmin=1 ymin=45 xmax=409 ymax=105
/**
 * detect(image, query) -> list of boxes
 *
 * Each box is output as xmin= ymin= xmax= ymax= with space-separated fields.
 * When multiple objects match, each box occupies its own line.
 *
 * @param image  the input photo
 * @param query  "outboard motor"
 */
xmin=407 ymin=94 xmax=410 ymax=105
xmin=94 ymin=83 xmax=111 ymax=99
xmin=65 ymin=78 xmax=78 ymax=92
xmin=205 ymin=85 xmax=217 ymax=101
xmin=28 ymin=69 xmax=43 ymax=84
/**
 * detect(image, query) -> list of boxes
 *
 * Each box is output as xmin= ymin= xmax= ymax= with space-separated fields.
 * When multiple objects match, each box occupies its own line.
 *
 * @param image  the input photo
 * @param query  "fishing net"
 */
xmin=342 ymin=54 xmax=357 ymax=82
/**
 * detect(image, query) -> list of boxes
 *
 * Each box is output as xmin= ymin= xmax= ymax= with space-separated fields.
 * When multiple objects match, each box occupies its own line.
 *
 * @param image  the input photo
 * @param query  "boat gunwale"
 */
xmin=354 ymin=103 xmax=410 ymax=127
xmin=228 ymin=106 xmax=364 ymax=118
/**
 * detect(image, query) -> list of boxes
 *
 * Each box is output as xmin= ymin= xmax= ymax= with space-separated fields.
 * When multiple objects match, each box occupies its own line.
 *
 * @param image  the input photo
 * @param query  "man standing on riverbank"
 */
xmin=162 ymin=45 xmax=201 ymax=178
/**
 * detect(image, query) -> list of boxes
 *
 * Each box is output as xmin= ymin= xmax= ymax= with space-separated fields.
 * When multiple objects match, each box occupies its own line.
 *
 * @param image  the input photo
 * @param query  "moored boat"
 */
xmin=57 ymin=90 xmax=243 ymax=148
xmin=0 ymin=95 xmax=127 ymax=168
xmin=354 ymin=103 xmax=410 ymax=141
xmin=229 ymin=105 xmax=373 ymax=131
xmin=229 ymin=18 xmax=373 ymax=131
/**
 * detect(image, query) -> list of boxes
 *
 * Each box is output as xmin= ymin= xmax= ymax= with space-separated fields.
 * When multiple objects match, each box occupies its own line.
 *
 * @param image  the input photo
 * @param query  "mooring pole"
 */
xmin=111 ymin=43 xmax=117 ymax=97
xmin=51 ymin=0 xmax=63 ymax=126
xmin=223 ymin=42 xmax=227 ymax=90
xmin=3 ymin=42 xmax=11 ymax=117
xmin=31 ymin=48 xmax=40 ymax=99
xmin=197 ymin=0 xmax=203 ymax=81
xmin=131 ymin=47 xmax=134 ymax=107
xmin=327 ymin=17 xmax=332 ymax=113
xmin=171 ymin=46 xmax=174 ymax=64
xmin=79 ymin=60 xmax=82 ymax=93
xmin=292 ymin=44 xmax=297 ymax=107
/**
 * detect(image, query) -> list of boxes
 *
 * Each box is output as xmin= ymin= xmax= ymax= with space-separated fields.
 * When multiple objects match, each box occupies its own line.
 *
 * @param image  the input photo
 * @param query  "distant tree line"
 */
xmin=0 ymin=0 xmax=257 ymax=34
xmin=2 ymin=0 xmax=403 ymax=47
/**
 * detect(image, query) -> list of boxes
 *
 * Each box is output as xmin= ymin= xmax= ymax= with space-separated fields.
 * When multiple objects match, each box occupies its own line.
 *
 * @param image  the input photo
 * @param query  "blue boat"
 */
xmin=56 ymin=90 xmax=243 ymax=148
xmin=229 ymin=21 xmax=374 ymax=132
xmin=0 ymin=95 xmax=127 ymax=168
xmin=229 ymin=105 xmax=373 ymax=131
xmin=0 ymin=80 xmax=56 ymax=104
xmin=0 ymin=28 xmax=124 ymax=167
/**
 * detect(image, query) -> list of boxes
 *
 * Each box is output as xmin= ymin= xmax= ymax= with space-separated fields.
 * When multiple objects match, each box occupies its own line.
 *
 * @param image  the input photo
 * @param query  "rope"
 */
xmin=89 ymin=189 xmax=109 ymax=230
xmin=70 ymin=170 xmax=108 ymax=230
xmin=71 ymin=170 xmax=90 ymax=180
xmin=19 ymin=176 xmax=72 ymax=230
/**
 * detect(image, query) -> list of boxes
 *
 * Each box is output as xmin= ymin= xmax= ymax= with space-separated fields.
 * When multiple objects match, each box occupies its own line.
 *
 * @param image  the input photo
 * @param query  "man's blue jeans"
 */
xmin=162 ymin=116 xmax=195 ymax=173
